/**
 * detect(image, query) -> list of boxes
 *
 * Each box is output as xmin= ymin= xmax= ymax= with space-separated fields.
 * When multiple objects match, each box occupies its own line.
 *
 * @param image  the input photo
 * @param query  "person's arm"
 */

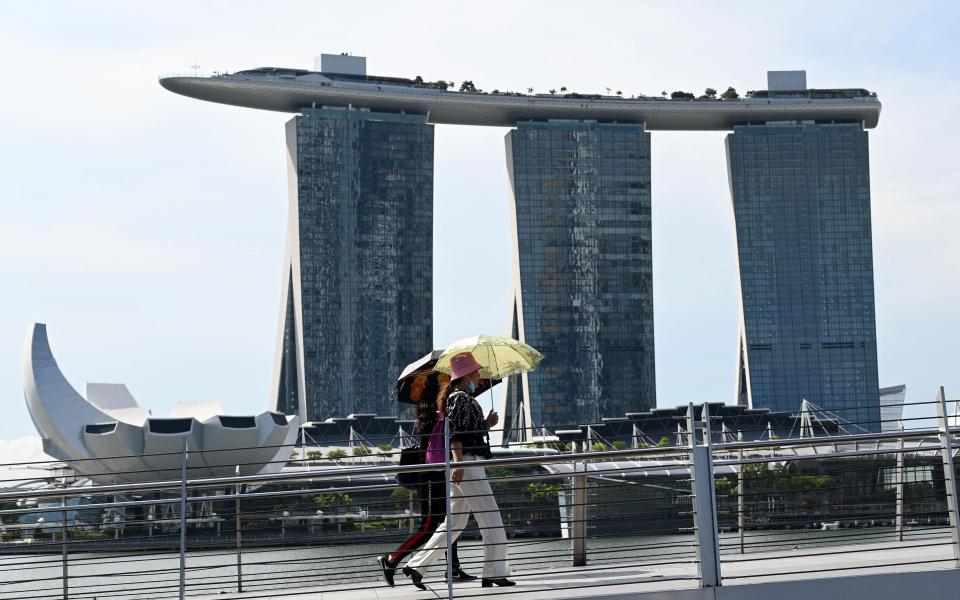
xmin=451 ymin=439 xmax=464 ymax=483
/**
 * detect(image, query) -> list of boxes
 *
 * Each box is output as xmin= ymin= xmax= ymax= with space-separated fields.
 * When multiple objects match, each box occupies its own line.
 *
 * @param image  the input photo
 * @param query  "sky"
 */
xmin=0 ymin=1 xmax=957 ymax=461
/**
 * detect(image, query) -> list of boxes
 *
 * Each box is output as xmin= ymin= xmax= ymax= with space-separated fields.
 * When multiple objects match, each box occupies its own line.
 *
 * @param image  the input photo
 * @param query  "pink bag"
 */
xmin=425 ymin=413 xmax=447 ymax=464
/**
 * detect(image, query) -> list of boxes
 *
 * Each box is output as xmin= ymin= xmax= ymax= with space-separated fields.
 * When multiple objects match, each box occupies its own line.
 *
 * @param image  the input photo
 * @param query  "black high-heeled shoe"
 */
xmin=453 ymin=568 xmax=477 ymax=581
xmin=403 ymin=566 xmax=427 ymax=590
xmin=481 ymin=577 xmax=516 ymax=587
xmin=377 ymin=554 xmax=396 ymax=587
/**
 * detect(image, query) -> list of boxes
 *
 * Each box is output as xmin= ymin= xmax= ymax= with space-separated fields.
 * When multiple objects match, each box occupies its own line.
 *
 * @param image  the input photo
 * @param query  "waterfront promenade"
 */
xmin=197 ymin=538 xmax=960 ymax=599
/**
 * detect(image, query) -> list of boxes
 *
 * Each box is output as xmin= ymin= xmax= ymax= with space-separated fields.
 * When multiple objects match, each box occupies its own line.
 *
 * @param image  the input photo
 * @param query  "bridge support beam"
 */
xmin=689 ymin=404 xmax=722 ymax=587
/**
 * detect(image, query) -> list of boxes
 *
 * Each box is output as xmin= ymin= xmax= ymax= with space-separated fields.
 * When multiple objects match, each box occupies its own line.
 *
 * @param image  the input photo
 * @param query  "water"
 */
xmin=0 ymin=527 xmax=948 ymax=599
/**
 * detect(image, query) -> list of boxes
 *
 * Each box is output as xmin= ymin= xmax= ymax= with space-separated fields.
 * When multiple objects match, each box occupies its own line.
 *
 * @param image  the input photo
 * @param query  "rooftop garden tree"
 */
xmin=702 ymin=87 xmax=717 ymax=98
xmin=459 ymin=80 xmax=478 ymax=93
xmin=720 ymin=86 xmax=740 ymax=99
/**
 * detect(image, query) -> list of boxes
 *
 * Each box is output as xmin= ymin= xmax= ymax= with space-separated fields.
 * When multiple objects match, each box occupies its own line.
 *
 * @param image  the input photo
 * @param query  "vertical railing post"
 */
xmin=896 ymin=423 xmax=904 ymax=543
xmin=235 ymin=466 xmax=242 ymax=593
xmin=179 ymin=438 xmax=188 ymax=600
xmin=443 ymin=414 xmax=454 ymax=599
xmin=935 ymin=387 xmax=960 ymax=568
xmin=737 ymin=431 xmax=745 ymax=554
xmin=61 ymin=494 xmax=68 ymax=600
xmin=689 ymin=403 xmax=722 ymax=587
xmin=571 ymin=459 xmax=587 ymax=567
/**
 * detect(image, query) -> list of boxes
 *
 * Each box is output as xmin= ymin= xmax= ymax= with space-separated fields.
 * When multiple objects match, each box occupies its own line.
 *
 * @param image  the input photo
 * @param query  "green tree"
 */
xmin=703 ymin=87 xmax=717 ymax=98
xmin=433 ymin=80 xmax=449 ymax=90
xmin=306 ymin=450 xmax=323 ymax=460
xmin=313 ymin=492 xmax=352 ymax=512
xmin=591 ymin=442 xmax=607 ymax=452
xmin=560 ymin=86 xmax=567 ymax=93
xmin=523 ymin=482 xmax=563 ymax=502
xmin=326 ymin=449 xmax=347 ymax=460
xmin=612 ymin=440 xmax=627 ymax=450
xmin=459 ymin=80 xmax=478 ymax=93
xmin=720 ymin=86 xmax=739 ymax=99
xmin=657 ymin=436 xmax=671 ymax=447
xmin=377 ymin=443 xmax=394 ymax=453
xmin=390 ymin=486 xmax=415 ymax=510
xmin=549 ymin=89 xmax=557 ymax=94
xmin=352 ymin=445 xmax=371 ymax=457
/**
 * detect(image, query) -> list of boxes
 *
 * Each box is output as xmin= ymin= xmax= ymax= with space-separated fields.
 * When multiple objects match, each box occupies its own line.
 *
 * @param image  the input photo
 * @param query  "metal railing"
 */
xmin=0 ymin=388 xmax=958 ymax=598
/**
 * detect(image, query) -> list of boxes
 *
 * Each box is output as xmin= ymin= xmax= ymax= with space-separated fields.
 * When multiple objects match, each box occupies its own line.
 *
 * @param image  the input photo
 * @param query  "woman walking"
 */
xmin=377 ymin=373 xmax=475 ymax=586
xmin=402 ymin=351 xmax=515 ymax=589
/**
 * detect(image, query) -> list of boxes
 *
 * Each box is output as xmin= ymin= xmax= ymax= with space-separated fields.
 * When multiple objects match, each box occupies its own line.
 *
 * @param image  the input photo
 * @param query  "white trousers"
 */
xmin=406 ymin=455 xmax=509 ymax=579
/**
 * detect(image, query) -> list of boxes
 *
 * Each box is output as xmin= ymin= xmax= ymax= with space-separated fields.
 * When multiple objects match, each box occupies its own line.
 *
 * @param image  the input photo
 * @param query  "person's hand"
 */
xmin=486 ymin=409 xmax=499 ymax=428
xmin=451 ymin=467 xmax=464 ymax=483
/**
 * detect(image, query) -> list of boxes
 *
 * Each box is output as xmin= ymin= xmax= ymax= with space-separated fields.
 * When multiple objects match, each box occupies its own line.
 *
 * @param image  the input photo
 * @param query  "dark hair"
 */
xmin=415 ymin=374 xmax=444 ymax=436
xmin=436 ymin=376 xmax=469 ymax=416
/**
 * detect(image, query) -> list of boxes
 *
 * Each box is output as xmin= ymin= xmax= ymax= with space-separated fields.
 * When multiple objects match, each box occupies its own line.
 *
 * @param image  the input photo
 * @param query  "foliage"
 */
xmin=720 ymin=86 xmax=740 ymax=99
xmin=549 ymin=89 xmax=557 ymax=94
xmin=560 ymin=86 xmax=567 ymax=93
xmin=741 ymin=462 xmax=834 ymax=493
xmin=352 ymin=445 xmax=371 ymax=457
xmin=377 ymin=443 xmax=394 ymax=452
xmin=306 ymin=450 xmax=323 ymax=460
xmin=459 ymin=80 xmax=478 ymax=93
xmin=612 ymin=440 xmax=627 ymax=450
xmin=326 ymin=449 xmax=347 ymax=460
xmin=390 ymin=486 xmax=416 ymax=510
xmin=523 ymin=482 xmax=564 ymax=503
xmin=671 ymin=91 xmax=696 ymax=99
xmin=702 ymin=87 xmax=717 ymax=98
xmin=486 ymin=467 xmax=514 ymax=480
xmin=289 ymin=450 xmax=299 ymax=460
xmin=657 ymin=436 xmax=671 ymax=447
xmin=591 ymin=442 xmax=608 ymax=452
xmin=313 ymin=492 xmax=352 ymax=511
xmin=715 ymin=475 xmax=737 ymax=496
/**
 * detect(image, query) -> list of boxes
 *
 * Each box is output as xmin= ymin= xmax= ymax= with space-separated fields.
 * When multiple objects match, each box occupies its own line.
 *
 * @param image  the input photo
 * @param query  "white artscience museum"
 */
xmin=23 ymin=323 xmax=299 ymax=484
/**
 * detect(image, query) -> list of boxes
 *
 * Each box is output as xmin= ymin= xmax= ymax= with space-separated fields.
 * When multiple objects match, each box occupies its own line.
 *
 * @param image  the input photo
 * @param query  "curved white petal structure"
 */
xmin=23 ymin=323 xmax=299 ymax=484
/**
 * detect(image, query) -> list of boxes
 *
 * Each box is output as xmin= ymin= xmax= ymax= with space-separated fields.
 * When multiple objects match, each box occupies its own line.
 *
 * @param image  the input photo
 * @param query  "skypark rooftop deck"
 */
xmin=159 ymin=69 xmax=881 ymax=130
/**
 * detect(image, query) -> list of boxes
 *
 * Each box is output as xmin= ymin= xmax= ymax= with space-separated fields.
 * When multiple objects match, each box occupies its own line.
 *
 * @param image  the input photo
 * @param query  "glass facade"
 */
xmin=727 ymin=123 xmax=881 ymax=431
xmin=504 ymin=121 xmax=656 ymax=435
xmin=275 ymin=108 xmax=433 ymax=422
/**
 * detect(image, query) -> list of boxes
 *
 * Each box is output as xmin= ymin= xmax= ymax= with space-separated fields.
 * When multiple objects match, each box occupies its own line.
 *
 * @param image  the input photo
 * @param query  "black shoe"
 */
xmin=481 ymin=577 xmax=516 ymax=587
xmin=403 ymin=566 xmax=426 ymax=590
xmin=377 ymin=554 xmax=396 ymax=587
xmin=453 ymin=568 xmax=477 ymax=581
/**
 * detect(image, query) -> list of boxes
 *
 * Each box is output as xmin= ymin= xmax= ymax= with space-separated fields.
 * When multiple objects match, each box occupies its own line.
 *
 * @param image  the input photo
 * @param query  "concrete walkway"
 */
xmin=196 ymin=538 xmax=960 ymax=600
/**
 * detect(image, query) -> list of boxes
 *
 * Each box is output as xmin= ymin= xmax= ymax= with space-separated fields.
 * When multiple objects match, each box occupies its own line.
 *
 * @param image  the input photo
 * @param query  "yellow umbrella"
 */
xmin=435 ymin=335 xmax=543 ymax=380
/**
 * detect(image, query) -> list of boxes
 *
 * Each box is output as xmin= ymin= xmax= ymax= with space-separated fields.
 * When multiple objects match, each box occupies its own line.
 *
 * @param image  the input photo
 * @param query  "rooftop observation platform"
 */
xmin=159 ymin=67 xmax=882 ymax=130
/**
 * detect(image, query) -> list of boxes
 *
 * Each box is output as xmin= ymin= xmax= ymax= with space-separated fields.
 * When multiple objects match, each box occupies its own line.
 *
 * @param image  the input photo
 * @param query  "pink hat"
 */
xmin=450 ymin=351 xmax=484 ymax=380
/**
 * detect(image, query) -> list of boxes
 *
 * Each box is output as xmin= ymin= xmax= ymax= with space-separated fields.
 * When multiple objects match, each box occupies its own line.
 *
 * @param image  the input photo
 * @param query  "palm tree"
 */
xmin=527 ymin=87 xmax=534 ymax=94
xmin=560 ymin=86 xmax=567 ymax=93
xmin=616 ymin=90 xmax=623 ymax=97
xmin=549 ymin=89 xmax=556 ymax=94
xmin=605 ymin=87 xmax=612 ymax=95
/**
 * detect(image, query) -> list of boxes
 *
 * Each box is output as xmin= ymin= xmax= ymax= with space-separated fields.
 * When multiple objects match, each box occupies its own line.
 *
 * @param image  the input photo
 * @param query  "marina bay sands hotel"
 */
xmin=161 ymin=54 xmax=884 ymax=435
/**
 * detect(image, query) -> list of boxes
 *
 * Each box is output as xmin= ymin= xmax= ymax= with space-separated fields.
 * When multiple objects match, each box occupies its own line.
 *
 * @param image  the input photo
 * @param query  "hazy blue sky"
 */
xmin=1 ymin=1 xmax=957 ymax=459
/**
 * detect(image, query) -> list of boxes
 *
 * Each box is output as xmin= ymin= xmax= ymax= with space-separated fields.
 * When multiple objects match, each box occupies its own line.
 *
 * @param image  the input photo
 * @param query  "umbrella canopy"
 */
xmin=395 ymin=350 xmax=500 ymax=405
xmin=435 ymin=335 xmax=543 ymax=380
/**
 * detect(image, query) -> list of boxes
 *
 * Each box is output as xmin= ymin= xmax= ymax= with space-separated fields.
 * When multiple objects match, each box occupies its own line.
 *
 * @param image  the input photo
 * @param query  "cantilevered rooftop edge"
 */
xmin=159 ymin=71 xmax=881 ymax=130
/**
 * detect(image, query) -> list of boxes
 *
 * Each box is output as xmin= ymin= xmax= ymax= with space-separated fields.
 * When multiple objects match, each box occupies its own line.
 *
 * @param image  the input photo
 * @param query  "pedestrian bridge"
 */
xmin=199 ymin=539 xmax=960 ymax=599
xmin=2 ymin=391 xmax=959 ymax=599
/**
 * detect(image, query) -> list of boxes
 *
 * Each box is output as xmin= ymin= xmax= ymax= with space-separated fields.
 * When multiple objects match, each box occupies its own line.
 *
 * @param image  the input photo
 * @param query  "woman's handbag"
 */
xmin=397 ymin=444 xmax=422 ymax=490
xmin=425 ymin=413 xmax=447 ymax=464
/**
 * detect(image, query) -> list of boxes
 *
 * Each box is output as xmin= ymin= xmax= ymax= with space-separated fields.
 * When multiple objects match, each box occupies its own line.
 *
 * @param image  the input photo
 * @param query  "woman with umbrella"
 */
xmin=377 ymin=365 xmax=476 ymax=586
xmin=401 ymin=351 xmax=516 ymax=588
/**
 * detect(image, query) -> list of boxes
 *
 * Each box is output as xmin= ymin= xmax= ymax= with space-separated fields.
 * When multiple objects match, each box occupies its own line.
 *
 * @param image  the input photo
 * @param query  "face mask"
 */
xmin=466 ymin=381 xmax=477 ymax=394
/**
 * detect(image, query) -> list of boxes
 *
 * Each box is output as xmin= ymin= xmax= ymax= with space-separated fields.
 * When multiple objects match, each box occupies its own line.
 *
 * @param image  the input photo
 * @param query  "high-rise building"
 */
xmin=879 ymin=385 xmax=906 ymax=432
xmin=502 ymin=121 xmax=656 ymax=438
xmin=728 ymin=120 xmax=881 ymax=430
xmin=273 ymin=107 xmax=434 ymax=422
